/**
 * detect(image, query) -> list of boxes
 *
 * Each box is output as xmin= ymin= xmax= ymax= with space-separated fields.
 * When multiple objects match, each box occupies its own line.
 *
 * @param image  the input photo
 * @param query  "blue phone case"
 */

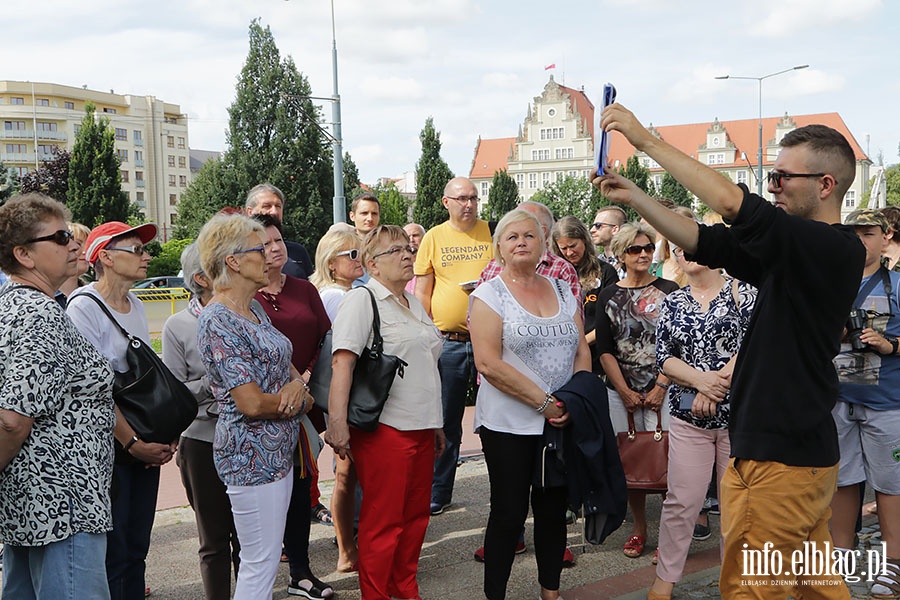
xmin=595 ymin=83 xmax=617 ymax=175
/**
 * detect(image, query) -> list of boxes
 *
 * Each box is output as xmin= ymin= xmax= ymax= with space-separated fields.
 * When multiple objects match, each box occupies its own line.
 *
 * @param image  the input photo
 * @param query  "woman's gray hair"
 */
xmin=609 ymin=222 xmax=657 ymax=260
xmin=196 ymin=214 xmax=265 ymax=290
xmin=493 ymin=209 xmax=544 ymax=264
xmin=180 ymin=243 xmax=207 ymax=296
xmin=0 ymin=193 xmax=70 ymax=275
xmin=310 ymin=230 xmax=361 ymax=290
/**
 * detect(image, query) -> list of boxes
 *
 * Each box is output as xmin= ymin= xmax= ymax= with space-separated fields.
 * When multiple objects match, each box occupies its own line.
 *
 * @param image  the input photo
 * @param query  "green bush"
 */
xmin=147 ymin=238 xmax=193 ymax=277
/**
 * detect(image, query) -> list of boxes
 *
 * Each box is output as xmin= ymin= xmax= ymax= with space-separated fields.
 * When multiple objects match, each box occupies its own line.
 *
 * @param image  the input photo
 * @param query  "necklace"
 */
xmin=220 ymin=293 xmax=244 ymax=311
xmin=259 ymin=290 xmax=280 ymax=311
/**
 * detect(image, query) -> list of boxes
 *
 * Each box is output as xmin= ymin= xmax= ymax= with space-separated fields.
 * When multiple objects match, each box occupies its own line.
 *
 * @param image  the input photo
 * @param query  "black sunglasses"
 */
xmin=25 ymin=229 xmax=75 ymax=246
xmin=766 ymin=171 xmax=827 ymax=188
xmin=624 ymin=243 xmax=655 ymax=256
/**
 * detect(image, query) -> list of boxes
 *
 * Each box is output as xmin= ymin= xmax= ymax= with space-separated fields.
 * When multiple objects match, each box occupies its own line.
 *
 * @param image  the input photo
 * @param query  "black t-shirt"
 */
xmin=283 ymin=240 xmax=313 ymax=280
xmin=691 ymin=185 xmax=864 ymax=467
xmin=584 ymin=261 xmax=621 ymax=374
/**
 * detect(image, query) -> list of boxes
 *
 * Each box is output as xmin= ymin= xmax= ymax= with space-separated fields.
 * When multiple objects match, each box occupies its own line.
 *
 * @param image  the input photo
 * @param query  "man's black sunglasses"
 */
xmin=766 ymin=171 xmax=827 ymax=188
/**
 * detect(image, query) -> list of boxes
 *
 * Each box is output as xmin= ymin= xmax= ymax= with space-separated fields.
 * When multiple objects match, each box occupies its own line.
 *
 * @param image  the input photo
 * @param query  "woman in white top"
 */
xmin=469 ymin=210 xmax=591 ymax=600
xmin=67 ymin=220 xmax=174 ymax=600
xmin=325 ymin=225 xmax=444 ymax=600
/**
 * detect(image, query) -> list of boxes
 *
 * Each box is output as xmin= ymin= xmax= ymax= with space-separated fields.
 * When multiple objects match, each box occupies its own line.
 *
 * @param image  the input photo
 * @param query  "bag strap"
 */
xmin=70 ymin=291 xmax=138 ymax=343
xmin=854 ymin=267 xmax=889 ymax=309
xmin=359 ymin=286 xmax=384 ymax=353
xmin=0 ymin=283 xmax=43 ymax=299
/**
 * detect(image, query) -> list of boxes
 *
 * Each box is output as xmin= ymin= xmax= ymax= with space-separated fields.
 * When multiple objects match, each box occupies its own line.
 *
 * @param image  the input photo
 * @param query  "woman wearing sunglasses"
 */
xmin=0 ymin=194 xmax=116 ymax=598
xmin=66 ymin=220 xmax=174 ymax=599
xmin=310 ymin=228 xmax=365 ymax=573
xmin=595 ymin=222 xmax=679 ymax=560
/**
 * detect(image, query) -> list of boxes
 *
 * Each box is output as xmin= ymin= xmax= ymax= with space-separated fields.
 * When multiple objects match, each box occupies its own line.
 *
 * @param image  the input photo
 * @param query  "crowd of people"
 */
xmin=1 ymin=101 xmax=898 ymax=600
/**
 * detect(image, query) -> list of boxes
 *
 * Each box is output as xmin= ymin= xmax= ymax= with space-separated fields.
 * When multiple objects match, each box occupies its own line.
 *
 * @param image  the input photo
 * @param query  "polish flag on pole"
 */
xmin=545 ymin=63 xmax=556 ymax=70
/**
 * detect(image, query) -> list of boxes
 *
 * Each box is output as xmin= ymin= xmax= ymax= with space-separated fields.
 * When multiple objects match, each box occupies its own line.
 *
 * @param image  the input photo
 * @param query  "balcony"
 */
xmin=134 ymin=138 xmax=144 ymax=147
xmin=135 ymin=180 xmax=145 ymax=188
xmin=0 ymin=152 xmax=35 ymax=164
xmin=135 ymin=158 xmax=145 ymax=167
xmin=0 ymin=129 xmax=67 ymax=142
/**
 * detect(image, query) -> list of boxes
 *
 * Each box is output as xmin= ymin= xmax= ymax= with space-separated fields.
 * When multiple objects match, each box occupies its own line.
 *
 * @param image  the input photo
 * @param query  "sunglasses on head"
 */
xmin=624 ymin=243 xmax=655 ymax=256
xmin=25 ymin=229 xmax=75 ymax=246
xmin=336 ymin=249 xmax=360 ymax=260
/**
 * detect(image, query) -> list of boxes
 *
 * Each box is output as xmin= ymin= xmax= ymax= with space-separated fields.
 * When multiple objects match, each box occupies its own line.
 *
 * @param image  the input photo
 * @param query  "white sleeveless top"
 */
xmin=470 ymin=275 xmax=580 ymax=435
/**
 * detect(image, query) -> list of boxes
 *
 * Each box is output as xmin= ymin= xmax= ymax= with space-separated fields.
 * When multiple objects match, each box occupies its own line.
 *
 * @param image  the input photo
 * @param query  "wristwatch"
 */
xmin=886 ymin=336 xmax=899 ymax=356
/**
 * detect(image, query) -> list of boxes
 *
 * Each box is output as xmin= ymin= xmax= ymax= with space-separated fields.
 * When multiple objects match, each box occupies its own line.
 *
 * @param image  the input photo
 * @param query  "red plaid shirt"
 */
xmin=477 ymin=251 xmax=582 ymax=303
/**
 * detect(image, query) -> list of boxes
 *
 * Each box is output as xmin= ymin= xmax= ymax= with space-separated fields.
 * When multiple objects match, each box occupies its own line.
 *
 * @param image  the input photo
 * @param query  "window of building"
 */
xmin=481 ymin=181 xmax=489 ymax=197
xmin=654 ymin=175 xmax=662 ymax=189
xmin=114 ymin=128 xmax=126 ymax=141
xmin=37 ymin=145 xmax=56 ymax=156
xmin=168 ymin=174 xmax=176 ymax=187
xmin=135 ymin=171 xmax=144 ymax=182
xmin=737 ymin=170 xmax=747 ymax=185
xmin=4 ymin=121 xmax=25 ymax=130
xmin=568 ymin=170 xmax=578 ymax=178
xmin=133 ymin=130 xmax=143 ymax=145
xmin=167 ymin=136 xmax=175 ymax=148
xmin=707 ymin=153 xmax=724 ymax=165
xmin=13 ymin=167 xmax=28 ymax=177
xmin=555 ymin=147 xmax=574 ymax=160
xmin=542 ymin=172 xmax=551 ymax=187
xmin=120 ymin=170 xmax=129 ymax=183
xmin=170 ymin=214 xmax=177 ymax=226
xmin=178 ymin=156 xmax=186 ymax=169
xmin=65 ymin=101 xmax=75 ymax=110
xmin=515 ymin=173 xmax=524 ymax=189
xmin=179 ymin=175 xmax=187 ymax=187
xmin=844 ymin=190 xmax=857 ymax=209
xmin=136 ymin=192 xmax=144 ymax=205
xmin=36 ymin=98 xmax=50 ymax=107
xmin=103 ymin=107 xmax=116 ymax=114
xmin=169 ymin=194 xmax=177 ymax=206
xmin=73 ymin=124 xmax=81 ymax=135
xmin=134 ymin=150 xmax=143 ymax=165
xmin=528 ymin=173 xmax=537 ymax=189
xmin=555 ymin=172 xmax=564 ymax=182
xmin=10 ymin=97 xmax=24 ymax=105
xmin=165 ymin=116 xmax=178 ymax=125
xmin=36 ymin=122 xmax=57 ymax=132
xmin=5 ymin=144 xmax=26 ymax=153
xmin=531 ymin=149 xmax=550 ymax=161
xmin=177 ymin=137 xmax=185 ymax=149
xmin=168 ymin=155 xmax=176 ymax=168
xmin=117 ymin=149 xmax=128 ymax=162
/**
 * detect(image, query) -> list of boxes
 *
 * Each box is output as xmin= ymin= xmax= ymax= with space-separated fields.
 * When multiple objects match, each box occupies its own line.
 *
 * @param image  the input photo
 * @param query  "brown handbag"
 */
xmin=616 ymin=409 xmax=669 ymax=491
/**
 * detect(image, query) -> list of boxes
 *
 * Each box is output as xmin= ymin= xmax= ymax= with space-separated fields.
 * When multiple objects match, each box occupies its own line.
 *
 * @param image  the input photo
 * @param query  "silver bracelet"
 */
xmin=537 ymin=394 xmax=553 ymax=413
xmin=292 ymin=377 xmax=310 ymax=391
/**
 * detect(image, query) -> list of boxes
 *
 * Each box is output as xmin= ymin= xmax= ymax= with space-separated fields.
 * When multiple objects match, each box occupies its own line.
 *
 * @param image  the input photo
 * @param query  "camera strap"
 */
xmin=853 ymin=266 xmax=892 ymax=311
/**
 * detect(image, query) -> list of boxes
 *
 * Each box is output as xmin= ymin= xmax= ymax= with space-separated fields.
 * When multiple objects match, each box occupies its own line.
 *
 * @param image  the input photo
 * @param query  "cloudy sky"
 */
xmin=7 ymin=0 xmax=898 ymax=183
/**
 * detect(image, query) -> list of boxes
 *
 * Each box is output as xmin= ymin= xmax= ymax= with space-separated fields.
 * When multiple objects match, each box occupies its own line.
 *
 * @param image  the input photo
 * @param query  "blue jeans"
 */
xmin=2 ymin=532 xmax=110 ymax=600
xmin=432 ymin=338 xmax=476 ymax=506
xmin=107 ymin=462 xmax=160 ymax=600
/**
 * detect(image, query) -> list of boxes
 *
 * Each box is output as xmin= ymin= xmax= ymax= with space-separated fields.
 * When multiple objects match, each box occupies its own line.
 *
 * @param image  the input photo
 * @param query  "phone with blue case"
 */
xmin=595 ymin=83 xmax=617 ymax=175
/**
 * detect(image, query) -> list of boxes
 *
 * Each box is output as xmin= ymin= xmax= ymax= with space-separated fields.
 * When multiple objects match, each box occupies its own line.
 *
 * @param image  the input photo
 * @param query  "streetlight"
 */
xmin=715 ymin=64 xmax=809 ymax=196
xmin=284 ymin=0 xmax=345 ymax=224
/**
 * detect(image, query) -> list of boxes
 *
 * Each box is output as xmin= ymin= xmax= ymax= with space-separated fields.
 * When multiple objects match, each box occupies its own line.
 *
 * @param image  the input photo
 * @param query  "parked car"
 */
xmin=133 ymin=276 xmax=185 ymax=290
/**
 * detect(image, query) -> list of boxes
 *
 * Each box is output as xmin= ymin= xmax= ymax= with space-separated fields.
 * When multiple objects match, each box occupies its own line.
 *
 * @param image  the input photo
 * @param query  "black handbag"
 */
xmin=309 ymin=329 xmax=333 ymax=414
xmin=344 ymin=286 xmax=408 ymax=431
xmin=73 ymin=293 xmax=198 ymax=445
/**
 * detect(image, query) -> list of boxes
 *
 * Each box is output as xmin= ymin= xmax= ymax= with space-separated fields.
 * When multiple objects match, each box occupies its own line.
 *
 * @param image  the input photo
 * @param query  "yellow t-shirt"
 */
xmin=414 ymin=220 xmax=493 ymax=332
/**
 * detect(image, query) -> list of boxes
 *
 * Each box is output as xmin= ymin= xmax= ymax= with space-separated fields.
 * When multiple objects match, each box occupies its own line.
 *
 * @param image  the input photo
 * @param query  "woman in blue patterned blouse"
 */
xmin=648 ymin=243 xmax=756 ymax=600
xmin=196 ymin=214 xmax=314 ymax=600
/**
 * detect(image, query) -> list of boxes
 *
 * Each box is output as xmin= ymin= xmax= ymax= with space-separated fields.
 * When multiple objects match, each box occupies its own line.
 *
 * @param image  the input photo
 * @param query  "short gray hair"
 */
xmin=518 ymin=200 xmax=554 ymax=233
xmin=245 ymin=183 xmax=285 ymax=210
xmin=180 ymin=243 xmax=207 ymax=296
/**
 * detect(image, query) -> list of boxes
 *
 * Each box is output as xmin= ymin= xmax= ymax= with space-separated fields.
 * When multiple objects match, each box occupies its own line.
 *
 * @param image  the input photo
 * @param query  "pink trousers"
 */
xmin=656 ymin=417 xmax=730 ymax=582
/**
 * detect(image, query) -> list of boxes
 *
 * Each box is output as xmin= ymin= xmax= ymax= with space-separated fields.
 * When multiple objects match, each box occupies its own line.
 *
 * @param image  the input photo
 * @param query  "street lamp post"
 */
xmin=715 ymin=64 xmax=809 ymax=196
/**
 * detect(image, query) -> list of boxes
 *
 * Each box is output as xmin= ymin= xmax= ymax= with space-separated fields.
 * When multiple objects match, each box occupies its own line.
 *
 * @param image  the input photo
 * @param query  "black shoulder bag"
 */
xmin=344 ymin=287 xmax=408 ymax=431
xmin=73 ymin=293 xmax=197 ymax=445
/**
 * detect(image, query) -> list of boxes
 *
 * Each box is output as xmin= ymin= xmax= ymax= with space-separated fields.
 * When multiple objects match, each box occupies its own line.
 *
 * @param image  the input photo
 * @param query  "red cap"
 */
xmin=84 ymin=221 xmax=158 ymax=264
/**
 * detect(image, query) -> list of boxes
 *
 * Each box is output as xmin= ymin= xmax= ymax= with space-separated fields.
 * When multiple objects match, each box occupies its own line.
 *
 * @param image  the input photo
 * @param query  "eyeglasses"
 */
xmin=25 ymin=229 xmax=75 ymax=246
xmin=372 ymin=245 xmax=414 ymax=259
xmin=106 ymin=244 xmax=148 ymax=255
xmin=233 ymin=245 xmax=266 ymax=257
xmin=590 ymin=222 xmax=616 ymax=230
xmin=446 ymin=195 xmax=479 ymax=205
xmin=766 ymin=171 xmax=827 ymax=188
xmin=624 ymin=243 xmax=655 ymax=255
xmin=335 ymin=249 xmax=360 ymax=261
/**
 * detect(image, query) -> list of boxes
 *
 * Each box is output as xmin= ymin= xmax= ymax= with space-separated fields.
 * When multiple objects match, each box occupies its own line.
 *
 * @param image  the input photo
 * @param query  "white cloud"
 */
xmin=749 ymin=0 xmax=882 ymax=37
xmin=348 ymin=144 xmax=385 ymax=165
xmin=666 ymin=64 xmax=734 ymax=104
xmin=341 ymin=26 xmax=430 ymax=64
xmin=359 ymin=76 xmax=425 ymax=101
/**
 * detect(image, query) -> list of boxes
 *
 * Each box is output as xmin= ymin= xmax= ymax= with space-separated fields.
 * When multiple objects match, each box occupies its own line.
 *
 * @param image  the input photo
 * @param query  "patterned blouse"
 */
xmin=198 ymin=301 xmax=299 ymax=487
xmin=0 ymin=284 xmax=115 ymax=546
xmin=655 ymin=279 xmax=757 ymax=429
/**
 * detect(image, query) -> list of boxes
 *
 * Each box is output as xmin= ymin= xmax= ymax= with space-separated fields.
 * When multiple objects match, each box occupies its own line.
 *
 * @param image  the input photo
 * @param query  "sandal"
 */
xmin=872 ymin=558 xmax=900 ymax=599
xmin=652 ymin=549 xmax=658 ymax=565
xmin=623 ymin=534 xmax=645 ymax=558
xmin=311 ymin=503 xmax=333 ymax=526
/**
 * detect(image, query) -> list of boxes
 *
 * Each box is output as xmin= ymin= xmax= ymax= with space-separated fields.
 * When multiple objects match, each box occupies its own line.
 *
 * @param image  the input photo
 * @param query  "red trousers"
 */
xmin=351 ymin=425 xmax=435 ymax=600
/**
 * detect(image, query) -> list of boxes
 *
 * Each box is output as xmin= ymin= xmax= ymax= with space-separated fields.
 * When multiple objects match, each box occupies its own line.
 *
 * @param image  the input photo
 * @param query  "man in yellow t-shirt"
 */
xmin=415 ymin=177 xmax=493 ymax=515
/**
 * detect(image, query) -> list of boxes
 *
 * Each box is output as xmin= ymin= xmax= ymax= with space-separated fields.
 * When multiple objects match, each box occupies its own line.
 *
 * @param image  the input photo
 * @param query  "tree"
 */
xmin=480 ymin=170 xmax=519 ymax=221
xmin=659 ymin=172 xmax=693 ymax=209
xmin=147 ymin=238 xmax=193 ymax=277
xmin=0 ymin=160 xmax=16 ymax=206
xmin=620 ymin=155 xmax=655 ymax=196
xmin=18 ymin=149 xmax=71 ymax=202
xmin=176 ymin=20 xmax=335 ymax=251
xmin=530 ymin=175 xmax=593 ymax=223
xmin=375 ymin=182 xmax=410 ymax=226
xmin=413 ymin=117 xmax=454 ymax=230
xmin=67 ymin=102 xmax=133 ymax=227
xmin=342 ymin=152 xmax=362 ymax=216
